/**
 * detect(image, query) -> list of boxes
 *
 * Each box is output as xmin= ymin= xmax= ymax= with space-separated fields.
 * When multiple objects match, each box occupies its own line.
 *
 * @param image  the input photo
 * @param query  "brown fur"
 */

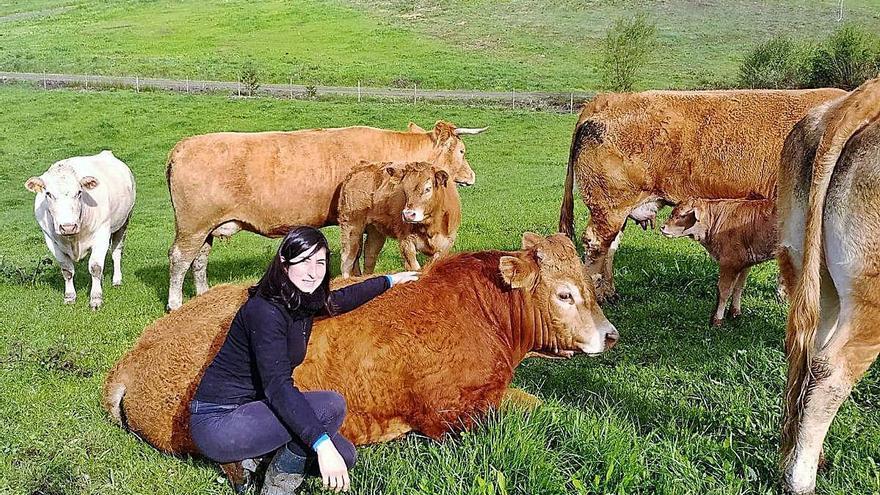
xmin=661 ymin=197 xmax=778 ymax=326
xmin=104 ymin=234 xmax=617 ymax=454
xmin=338 ymin=161 xmax=461 ymax=277
xmin=779 ymin=77 xmax=880 ymax=484
xmin=558 ymin=88 xmax=846 ymax=301
xmin=166 ymin=121 xmax=481 ymax=309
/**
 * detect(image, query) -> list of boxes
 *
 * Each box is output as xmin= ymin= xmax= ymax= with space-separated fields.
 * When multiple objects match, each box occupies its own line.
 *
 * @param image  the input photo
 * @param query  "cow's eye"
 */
xmin=459 ymin=149 xmax=465 ymax=154
xmin=558 ymin=291 xmax=573 ymax=302
xmin=45 ymin=191 xmax=54 ymax=199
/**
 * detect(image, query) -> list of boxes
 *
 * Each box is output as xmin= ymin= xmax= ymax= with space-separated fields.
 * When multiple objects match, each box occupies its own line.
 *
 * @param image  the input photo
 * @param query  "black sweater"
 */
xmin=193 ymin=276 xmax=390 ymax=447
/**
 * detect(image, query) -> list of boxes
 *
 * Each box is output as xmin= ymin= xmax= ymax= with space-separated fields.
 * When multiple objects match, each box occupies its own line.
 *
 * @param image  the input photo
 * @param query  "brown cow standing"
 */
xmin=660 ymin=196 xmax=777 ymax=326
xmin=338 ymin=161 xmax=461 ymax=277
xmin=558 ymin=88 xmax=845 ymax=302
xmin=778 ymin=78 xmax=880 ymax=494
xmin=166 ymin=121 xmax=487 ymax=310
xmin=103 ymin=233 xmax=618 ymax=460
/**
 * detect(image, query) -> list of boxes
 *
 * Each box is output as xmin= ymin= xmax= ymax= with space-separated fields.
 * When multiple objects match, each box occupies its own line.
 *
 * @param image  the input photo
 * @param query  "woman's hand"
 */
xmin=387 ymin=271 xmax=419 ymax=286
xmin=315 ymin=441 xmax=350 ymax=492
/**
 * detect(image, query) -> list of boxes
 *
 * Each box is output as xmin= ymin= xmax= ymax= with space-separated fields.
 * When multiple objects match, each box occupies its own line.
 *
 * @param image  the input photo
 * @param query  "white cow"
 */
xmin=25 ymin=151 xmax=136 ymax=309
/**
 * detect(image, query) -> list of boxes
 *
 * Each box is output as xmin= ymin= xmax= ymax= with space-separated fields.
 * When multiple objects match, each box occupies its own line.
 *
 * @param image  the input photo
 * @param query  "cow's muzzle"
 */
xmin=58 ymin=223 xmax=80 ymax=236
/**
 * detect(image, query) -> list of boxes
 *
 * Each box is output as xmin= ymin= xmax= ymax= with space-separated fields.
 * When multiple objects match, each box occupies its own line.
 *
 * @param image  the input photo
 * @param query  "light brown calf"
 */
xmin=661 ymin=197 xmax=777 ymax=326
xmin=338 ymin=161 xmax=461 ymax=277
xmin=778 ymin=77 xmax=880 ymax=494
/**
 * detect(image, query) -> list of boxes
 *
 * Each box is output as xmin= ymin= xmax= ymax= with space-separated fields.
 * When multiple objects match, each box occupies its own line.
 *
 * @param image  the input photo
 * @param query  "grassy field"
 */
xmin=1 ymin=84 xmax=879 ymax=495
xmin=1 ymin=1 xmax=879 ymax=91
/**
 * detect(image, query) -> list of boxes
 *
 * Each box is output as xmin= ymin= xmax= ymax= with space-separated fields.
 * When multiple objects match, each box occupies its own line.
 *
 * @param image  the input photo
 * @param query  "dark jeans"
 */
xmin=189 ymin=390 xmax=357 ymax=468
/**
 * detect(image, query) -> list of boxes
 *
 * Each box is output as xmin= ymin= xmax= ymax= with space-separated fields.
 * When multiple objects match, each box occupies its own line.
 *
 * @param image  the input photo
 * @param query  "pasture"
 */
xmin=1 ymin=0 xmax=880 ymax=91
xmin=1 ymin=83 xmax=879 ymax=494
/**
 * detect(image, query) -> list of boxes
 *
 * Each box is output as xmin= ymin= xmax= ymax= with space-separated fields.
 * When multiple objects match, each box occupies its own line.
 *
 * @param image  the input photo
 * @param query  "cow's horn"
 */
xmin=453 ymin=126 xmax=489 ymax=135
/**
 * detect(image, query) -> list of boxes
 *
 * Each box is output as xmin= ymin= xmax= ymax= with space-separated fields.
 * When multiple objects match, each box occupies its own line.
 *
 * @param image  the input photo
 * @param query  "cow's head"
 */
xmin=661 ymin=199 xmax=708 ymax=242
xmin=425 ymin=121 xmax=487 ymax=187
xmin=385 ymin=162 xmax=452 ymax=224
xmin=25 ymin=162 xmax=98 ymax=236
xmin=500 ymin=232 xmax=619 ymax=356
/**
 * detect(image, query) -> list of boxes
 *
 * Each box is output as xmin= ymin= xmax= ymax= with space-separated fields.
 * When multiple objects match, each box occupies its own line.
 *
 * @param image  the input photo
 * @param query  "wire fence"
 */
xmin=0 ymin=71 xmax=595 ymax=114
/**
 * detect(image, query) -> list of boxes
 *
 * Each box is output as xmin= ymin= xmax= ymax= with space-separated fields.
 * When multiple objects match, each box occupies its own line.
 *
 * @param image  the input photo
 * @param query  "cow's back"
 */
xmin=167 ymin=127 xmax=435 ymax=235
xmin=578 ymin=88 xmax=845 ymax=202
xmin=70 ymin=151 xmax=136 ymax=231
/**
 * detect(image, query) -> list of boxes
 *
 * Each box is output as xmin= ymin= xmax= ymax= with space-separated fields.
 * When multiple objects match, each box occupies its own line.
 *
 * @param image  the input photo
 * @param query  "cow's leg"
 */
xmin=363 ymin=225 xmax=386 ymax=274
xmin=339 ymin=221 xmax=365 ymax=278
xmin=783 ymin=300 xmax=880 ymax=494
xmin=87 ymin=230 xmax=111 ymax=310
xmin=728 ymin=266 xmax=751 ymax=320
xmin=44 ymin=233 xmax=76 ymax=304
xmin=168 ymin=230 xmax=210 ymax=311
xmin=583 ymin=208 xmax=628 ymax=303
xmin=109 ymin=218 xmax=130 ymax=287
xmin=398 ymin=236 xmax=421 ymax=271
xmin=191 ymin=237 xmax=213 ymax=295
xmin=501 ymin=387 xmax=542 ymax=411
xmin=712 ymin=265 xmax=738 ymax=326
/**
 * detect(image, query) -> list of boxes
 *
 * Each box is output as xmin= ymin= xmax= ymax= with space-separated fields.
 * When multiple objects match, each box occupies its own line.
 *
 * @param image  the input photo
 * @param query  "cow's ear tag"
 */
xmin=499 ymin=255 xmax=538 ymax=290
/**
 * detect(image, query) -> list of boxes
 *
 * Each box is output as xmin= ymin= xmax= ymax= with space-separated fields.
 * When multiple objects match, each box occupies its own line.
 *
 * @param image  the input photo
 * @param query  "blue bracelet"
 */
xmin=312 ymin=433 xmax=331 ymax=450
xmin=384 ymin=274 xmax=394 ymax=288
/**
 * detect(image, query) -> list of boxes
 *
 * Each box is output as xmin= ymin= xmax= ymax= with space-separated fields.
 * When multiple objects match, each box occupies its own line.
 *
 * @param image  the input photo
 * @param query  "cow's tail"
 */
xmin=102 ymin=363 xmax=129 ymax=426
xmin=781 ymin=77 xmax=880 ymax=465
xmin=559 ymin=121 xmax=584 ymax=238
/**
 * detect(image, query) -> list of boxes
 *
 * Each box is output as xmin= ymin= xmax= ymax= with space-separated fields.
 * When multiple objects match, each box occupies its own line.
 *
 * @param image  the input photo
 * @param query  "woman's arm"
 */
xmin=325 ymin=276 xmax=390 ymax=315
xmin=248 ymin=301 xmax=328 ymax=448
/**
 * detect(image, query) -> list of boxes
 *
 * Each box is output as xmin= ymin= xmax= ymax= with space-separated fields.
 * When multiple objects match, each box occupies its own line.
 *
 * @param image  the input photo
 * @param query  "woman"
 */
xmin=189 ymin=227 xmax=418 ymax=494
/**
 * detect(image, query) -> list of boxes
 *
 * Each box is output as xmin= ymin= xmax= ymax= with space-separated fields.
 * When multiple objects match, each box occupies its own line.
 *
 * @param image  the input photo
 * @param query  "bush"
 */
xmin=239 ymin=61 xmax=261 ymax=97
xmin=600 ymin=13 xmax=657 ymax=92
xmin=738 ymin=35 xmax=808 ymax=89
xmin=805 ymin=24 xmax=880 ymax=90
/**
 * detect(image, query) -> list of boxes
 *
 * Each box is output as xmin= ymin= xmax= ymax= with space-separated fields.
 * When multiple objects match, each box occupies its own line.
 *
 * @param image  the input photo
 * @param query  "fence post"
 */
xmin=512 ymin=89 xmax=515 ymax=109
xmin=43 ymin=71 xmax=47 ymax=90
xmin=289 ymin=77 xmax=293 ymax=99
xmin=570 ymin=93 xmax=573 ymax=114
xmin=237 ymin=78 xmax=241 ymax=97
xmin=413 ymin=84 xmax=417 ymax=104
xmin=358 ymin=81 xmax=361 ymax=103
xmin=186 ymin=77 xmax=189 ymax=93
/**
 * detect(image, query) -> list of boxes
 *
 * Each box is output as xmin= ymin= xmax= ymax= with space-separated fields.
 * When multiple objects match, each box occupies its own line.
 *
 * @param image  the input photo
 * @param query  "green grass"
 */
xmin=2 ymin=1 xmax=880 ymax=91
xmin=1 ymin=84 xmax=880 ymax=494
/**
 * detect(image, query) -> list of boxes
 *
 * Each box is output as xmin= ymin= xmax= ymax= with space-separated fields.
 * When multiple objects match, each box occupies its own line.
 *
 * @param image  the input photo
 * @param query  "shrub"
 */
xmin=805 ymin=24 xmax=880 ymax=90
xmin=600 ymin=13 xmax=657 ymax=92
xmin=239 ymin=61 xmax=261 ymax=97
xmin=738 ymin=35 xmax=808 ymax=89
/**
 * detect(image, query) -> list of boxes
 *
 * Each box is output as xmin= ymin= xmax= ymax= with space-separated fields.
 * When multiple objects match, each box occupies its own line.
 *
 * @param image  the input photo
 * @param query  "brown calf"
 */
xmin=103 ymin=233 xmax=619 ymax=455
xmin=338 ymin=161 xmax=461 ymax=277
xmin=661 ymin=196 xmax=777 ymax=326
xmin=778 ymin=78 xmax=880 ymax=494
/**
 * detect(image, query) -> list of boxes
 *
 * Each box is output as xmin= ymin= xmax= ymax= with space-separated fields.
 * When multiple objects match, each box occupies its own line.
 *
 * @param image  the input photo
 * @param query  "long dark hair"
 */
xmin=249 ymin=226 xmax=331 ymax=314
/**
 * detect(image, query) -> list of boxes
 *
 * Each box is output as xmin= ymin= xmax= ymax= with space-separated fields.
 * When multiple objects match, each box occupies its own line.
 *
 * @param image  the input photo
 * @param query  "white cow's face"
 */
xmin=25 ymin=164 xmax=99 ymax=236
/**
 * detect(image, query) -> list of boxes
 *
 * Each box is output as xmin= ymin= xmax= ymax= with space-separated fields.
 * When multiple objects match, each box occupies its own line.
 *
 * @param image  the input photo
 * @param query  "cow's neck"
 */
xmin=503 ymin=289 xmax=554 ymax=364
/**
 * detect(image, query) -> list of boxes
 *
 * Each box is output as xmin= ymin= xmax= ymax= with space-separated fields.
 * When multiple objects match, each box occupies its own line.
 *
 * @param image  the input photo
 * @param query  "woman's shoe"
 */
xmin=261 ymin=446 xmax=307 ymax=495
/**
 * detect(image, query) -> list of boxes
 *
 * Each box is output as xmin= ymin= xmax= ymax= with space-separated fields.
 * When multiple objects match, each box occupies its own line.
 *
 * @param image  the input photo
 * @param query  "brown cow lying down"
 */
xmin=338 ymin=161 xmax=461 ymax=277
xmin=778 ymin=78 xmax=880 ymax=494
xmin=660 ymin=196 xmax=777 ymax=326
xmin=558 ymin=88 xmax=846 ymax=303
xmin=102 ymin=233 xmax=619 ymax=455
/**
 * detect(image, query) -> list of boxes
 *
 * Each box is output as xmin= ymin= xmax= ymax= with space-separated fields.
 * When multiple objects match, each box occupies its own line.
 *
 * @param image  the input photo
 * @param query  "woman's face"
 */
xmin=286 ymin=245 xmax=327 ymax=294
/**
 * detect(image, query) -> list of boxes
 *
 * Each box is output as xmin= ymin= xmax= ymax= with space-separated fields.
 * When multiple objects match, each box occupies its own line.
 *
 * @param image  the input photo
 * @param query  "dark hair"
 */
xmin=249 ymin=226 xmax=331 ymax=314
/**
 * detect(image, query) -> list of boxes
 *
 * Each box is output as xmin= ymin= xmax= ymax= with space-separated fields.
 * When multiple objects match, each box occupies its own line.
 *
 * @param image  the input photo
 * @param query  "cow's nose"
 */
xmin=402 ymin=210 xmax=416 ymax=221
xmin=59 ymin=223 xmax=78 ymax=234
xmin=604 ymin=330 xmax=620 ymax=350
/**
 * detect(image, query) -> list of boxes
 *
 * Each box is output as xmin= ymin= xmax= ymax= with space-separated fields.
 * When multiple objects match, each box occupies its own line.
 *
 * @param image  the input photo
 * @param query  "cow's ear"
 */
xmin=499 ymin=255 xmax=538 ymax=290
xmin=521 ymin=232 xmax=545 ymax=251
xmin=80 ymin=176 xmax=99 ymax=190
xmin=408 ymin=122 xmax=426 ymax=133
xmin=433 ymin=170 xmax=449 ymax=188
xmin=384 ymin=165 xmax=404 ymax=181
xmin=433 ymin=121 xmax=456 ymax=142
xmin=25 ymin=176 xmax=45 ymax=193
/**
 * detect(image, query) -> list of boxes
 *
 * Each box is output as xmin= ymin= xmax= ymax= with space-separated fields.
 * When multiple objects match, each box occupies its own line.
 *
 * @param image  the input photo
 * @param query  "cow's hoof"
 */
xmin=63 ymin=295 xmax=76 ymax=305
xmin=90 ymin=298 xmax=103 ymax=310
xmin=112 ymin=280 xmax=122 ymax=287
xmin=728 ymin=309 xmax=742 ymax=319
xmin=711 ymin=317 xmax=723 ymax=327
